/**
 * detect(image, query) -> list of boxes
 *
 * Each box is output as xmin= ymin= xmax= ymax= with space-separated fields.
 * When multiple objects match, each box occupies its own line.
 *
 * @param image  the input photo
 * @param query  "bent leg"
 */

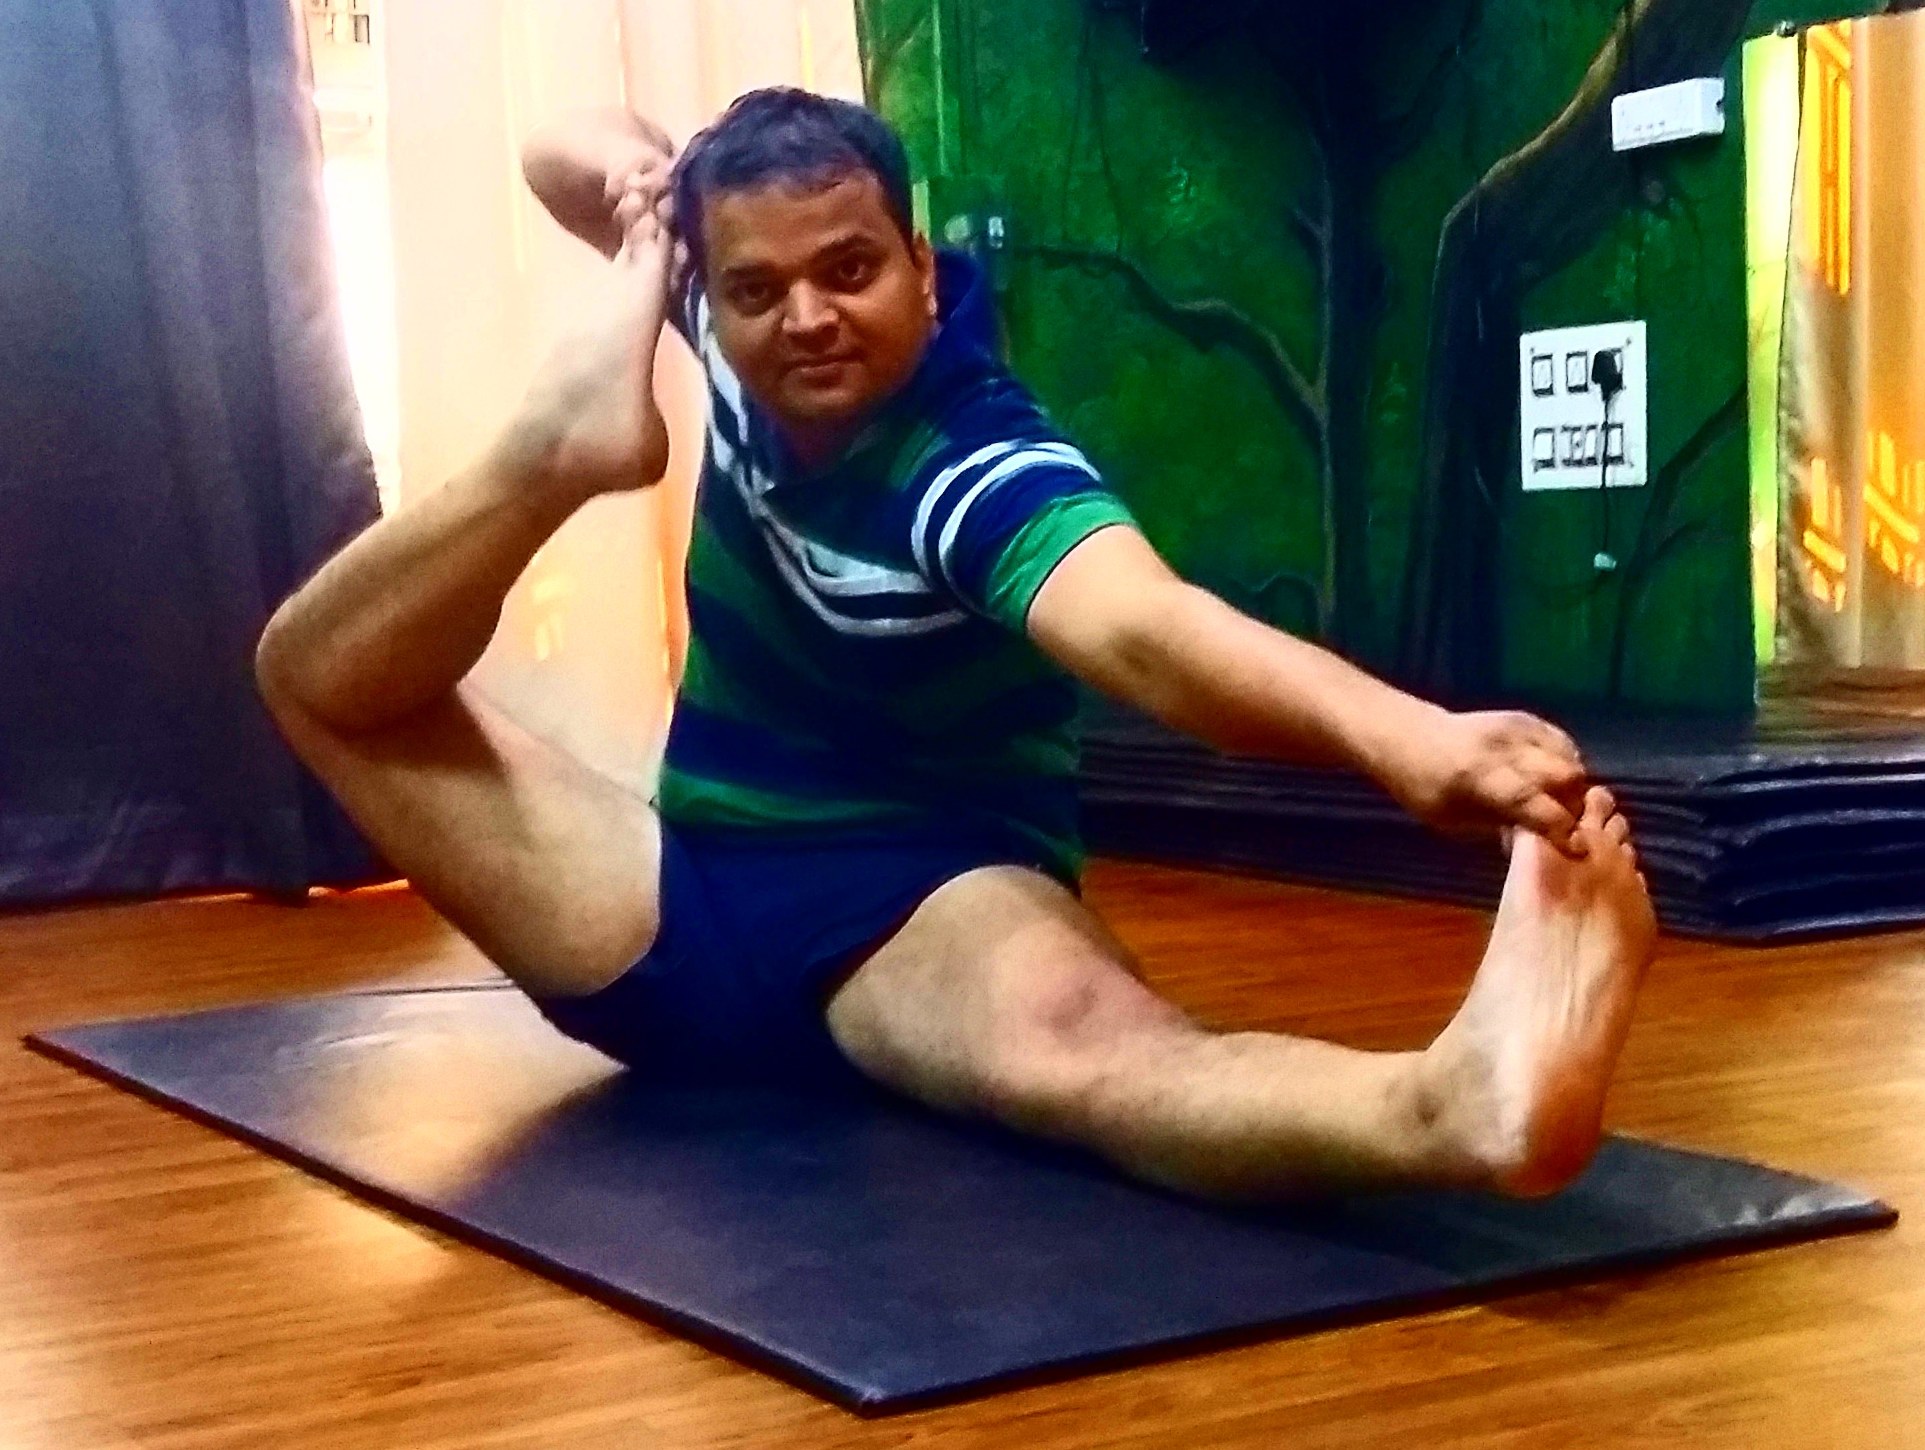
xmin=256 ymin=204 xmax=676 ymax=1003
xmin=270 ymin=687 xmax=661 ymax=1001
xmin=826 ymin=789 xmax=1655 ymax=1201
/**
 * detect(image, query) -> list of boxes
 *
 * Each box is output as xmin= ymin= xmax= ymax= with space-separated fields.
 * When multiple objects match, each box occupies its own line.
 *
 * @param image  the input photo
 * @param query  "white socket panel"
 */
xmin=1518 ymin=321 xmax=1648 ymax=493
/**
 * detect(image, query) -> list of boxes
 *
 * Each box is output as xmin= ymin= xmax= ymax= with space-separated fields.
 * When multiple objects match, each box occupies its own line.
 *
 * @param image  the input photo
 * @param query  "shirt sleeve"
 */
xmin=908 ymin=441 xmax=1140 ymax=633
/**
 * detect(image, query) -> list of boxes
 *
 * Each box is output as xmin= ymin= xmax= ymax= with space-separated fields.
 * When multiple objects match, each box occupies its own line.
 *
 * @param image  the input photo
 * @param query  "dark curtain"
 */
xmin=0 ymin=0 xmax=383 ymax=904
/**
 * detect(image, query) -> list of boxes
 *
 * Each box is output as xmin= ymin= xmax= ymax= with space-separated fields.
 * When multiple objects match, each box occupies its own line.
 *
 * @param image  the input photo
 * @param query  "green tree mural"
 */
xmin=876 ymin=1 xmax=1490 ymax=658
xmin=1020 ymin=2 xmax=1489 ymax=659
xmin=853 ymin=0 xmax=1856 ymax=710
xmin=1399 ymin=0 xmax=1760 ymax=699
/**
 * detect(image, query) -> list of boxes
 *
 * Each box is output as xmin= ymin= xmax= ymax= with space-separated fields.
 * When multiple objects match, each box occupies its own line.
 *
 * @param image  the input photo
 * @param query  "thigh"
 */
xmin=272 ymin=685 xmax=661 ymax=998
xmin=824 ymin=864 xmax=1189 ymax=1125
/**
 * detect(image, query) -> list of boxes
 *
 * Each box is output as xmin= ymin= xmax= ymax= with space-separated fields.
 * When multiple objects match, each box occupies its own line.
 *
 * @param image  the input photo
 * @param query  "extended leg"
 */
xmin=826 ymin=789 xmax=1655 ymax=1201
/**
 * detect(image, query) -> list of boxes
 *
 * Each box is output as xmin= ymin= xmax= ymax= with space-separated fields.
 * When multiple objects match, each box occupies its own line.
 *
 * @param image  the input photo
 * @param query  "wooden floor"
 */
xmin=0 ymin=863 xmax=1918 ymax=1448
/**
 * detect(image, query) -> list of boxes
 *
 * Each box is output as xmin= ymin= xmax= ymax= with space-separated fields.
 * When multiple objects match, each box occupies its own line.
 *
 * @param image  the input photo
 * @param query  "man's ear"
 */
xmin=913 ymin=233 xmax=938 ymax=319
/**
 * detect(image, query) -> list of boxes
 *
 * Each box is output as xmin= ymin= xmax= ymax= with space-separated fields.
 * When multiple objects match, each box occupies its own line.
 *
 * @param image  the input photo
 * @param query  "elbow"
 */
xmin=1100 ymin=593 xmax=1216 ymax=741
xmin=1108 ymin=586 xmax=1260 ymax=755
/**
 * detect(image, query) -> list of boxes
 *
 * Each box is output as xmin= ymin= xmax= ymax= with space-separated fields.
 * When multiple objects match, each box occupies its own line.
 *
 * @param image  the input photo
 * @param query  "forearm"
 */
xmin=1037 ymin=529 xmax=1583 ymax=841
xmin=1128 ymin=585 xmax=1444 ymax=779
xmin=522 ymin=107 xmax=675 ymax=257
xmin=256 ymin=436 xmax=586 ymax=734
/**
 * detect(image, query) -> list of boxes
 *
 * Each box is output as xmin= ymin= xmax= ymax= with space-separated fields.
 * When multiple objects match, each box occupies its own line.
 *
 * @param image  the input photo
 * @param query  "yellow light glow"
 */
xmin=1838 ymin=66 xmax=1852 ymax=296
xmin=1804 ymin=527 xmax=1848 ymax=574
xmin=1865 ymin=485 xmax=1916 ymax=545
xmin=1797 ymin=24 xmax=1855 ymax=299
xmin=1860 ymin=431 xmax=1925 ymax=584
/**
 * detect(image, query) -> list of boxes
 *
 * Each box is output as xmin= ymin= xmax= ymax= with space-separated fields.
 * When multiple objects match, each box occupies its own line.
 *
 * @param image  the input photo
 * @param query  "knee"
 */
xmin=253 ymin=606 xmax=300 ymax=710
xmin=971 ymin=963 xmax=1188 ymax=1131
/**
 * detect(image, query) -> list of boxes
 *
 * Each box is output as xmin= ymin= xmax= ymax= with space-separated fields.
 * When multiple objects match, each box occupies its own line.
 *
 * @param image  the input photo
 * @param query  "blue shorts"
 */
xmin=532 ymin=818 xmax=1072 ymax=1084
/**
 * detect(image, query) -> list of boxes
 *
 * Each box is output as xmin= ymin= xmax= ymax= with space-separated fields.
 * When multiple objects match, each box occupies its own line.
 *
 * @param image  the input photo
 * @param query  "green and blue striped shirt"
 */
xmin=656 ymin=251 xmax=1137 ymax=879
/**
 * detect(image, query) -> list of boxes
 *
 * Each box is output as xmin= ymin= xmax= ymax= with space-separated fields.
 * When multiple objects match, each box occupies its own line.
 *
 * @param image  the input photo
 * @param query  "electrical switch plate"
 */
xmin=1519 ymin=321 xmax=1647 ymax=493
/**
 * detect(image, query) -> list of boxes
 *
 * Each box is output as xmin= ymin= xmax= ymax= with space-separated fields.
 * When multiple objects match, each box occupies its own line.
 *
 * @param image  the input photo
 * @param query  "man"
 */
xmin=256 ymin=89 xmax=1655 ymax=1203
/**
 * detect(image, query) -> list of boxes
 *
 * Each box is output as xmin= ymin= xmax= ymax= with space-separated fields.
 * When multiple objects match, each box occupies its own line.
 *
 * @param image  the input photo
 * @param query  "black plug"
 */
xmin=1592 ymin=348 xmax=1624 ymax=405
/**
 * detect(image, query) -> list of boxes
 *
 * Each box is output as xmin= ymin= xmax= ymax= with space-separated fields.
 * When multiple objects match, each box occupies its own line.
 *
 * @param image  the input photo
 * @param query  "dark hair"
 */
xmin=670 ymin=88 xmax=916 ymax=277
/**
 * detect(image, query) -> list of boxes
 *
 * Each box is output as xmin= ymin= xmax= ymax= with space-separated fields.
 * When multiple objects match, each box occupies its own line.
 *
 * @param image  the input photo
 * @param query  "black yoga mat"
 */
xmin=28 ymin=986 xmax=1895 ymax=1413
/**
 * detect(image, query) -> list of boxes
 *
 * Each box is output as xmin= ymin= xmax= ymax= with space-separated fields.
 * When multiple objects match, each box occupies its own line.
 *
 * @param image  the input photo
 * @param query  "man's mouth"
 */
xmin=789 ymin=355 xmax=858 ymax=380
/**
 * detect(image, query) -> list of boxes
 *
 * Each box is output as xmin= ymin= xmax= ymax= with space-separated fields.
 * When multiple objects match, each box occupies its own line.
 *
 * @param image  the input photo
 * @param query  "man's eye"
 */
xmin=733 ymin=283 xmax=776 ymax=311
xmin=831 ymin=257 xmax=875 ymax=288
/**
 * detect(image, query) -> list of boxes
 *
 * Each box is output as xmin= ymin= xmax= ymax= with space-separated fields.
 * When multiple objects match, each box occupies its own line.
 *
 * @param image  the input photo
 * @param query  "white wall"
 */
xmin=382 ymin=0 xmax=672 ymax=789
xmin=366 ymin=0 xmax=861 ymax=787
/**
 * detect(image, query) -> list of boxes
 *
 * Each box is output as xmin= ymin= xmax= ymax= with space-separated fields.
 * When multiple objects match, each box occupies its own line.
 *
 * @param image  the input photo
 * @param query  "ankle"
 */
xmin=1410 ymin=1035 xmax=1523 ymax=1191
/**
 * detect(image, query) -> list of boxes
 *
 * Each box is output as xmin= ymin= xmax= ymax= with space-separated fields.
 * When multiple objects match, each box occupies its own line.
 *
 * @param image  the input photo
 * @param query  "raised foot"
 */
xmin=514 ymin=203 xmax=674 ymax=497
xmin=1427 ymin=787 xmax=1659 ymax=1198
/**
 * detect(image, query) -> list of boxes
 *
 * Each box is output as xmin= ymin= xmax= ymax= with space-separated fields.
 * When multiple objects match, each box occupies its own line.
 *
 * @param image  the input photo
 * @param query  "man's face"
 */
xmin=700 ymin=171 xmax=938 ymax=449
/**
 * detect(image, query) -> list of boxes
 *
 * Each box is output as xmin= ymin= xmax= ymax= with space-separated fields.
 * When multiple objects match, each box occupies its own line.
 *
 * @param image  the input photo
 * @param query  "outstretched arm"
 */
xmin=1027 ymin=526 xmax=1591 ymax=852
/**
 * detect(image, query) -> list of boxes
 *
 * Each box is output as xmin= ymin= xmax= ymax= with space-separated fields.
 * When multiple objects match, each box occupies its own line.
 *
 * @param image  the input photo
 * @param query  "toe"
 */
xmin=1582 ymin=786 xmax=1615 ymax=830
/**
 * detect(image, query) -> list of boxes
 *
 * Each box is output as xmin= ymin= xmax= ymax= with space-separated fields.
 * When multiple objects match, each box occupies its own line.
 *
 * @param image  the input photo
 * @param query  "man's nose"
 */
xmin=782 ymin=283 xmax=836 ymax=340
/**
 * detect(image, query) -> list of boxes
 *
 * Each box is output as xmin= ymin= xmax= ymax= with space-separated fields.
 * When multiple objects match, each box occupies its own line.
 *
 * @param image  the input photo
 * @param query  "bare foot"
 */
xmin=511 ymin=200 xmax=673 ymax=499
xmin=1426 ymin=787 xmax=1658 ymax=1197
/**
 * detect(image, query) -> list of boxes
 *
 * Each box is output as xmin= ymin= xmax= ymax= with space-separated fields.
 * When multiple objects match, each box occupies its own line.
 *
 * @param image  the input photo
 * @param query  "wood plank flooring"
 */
xmin=0 ymin=864 xmax=1917 ymax=1448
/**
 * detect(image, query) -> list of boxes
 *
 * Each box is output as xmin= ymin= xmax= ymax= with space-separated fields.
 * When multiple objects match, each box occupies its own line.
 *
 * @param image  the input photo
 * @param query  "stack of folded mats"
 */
xmin=1077 ymin=698 xmax=1925 ymax=941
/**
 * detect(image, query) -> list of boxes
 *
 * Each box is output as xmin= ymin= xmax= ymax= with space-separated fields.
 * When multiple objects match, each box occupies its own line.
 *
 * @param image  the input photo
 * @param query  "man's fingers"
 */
xmin=1529 ymin=743 xmax=1586 ymax=791
xmin=613 ymin=190 xmax=647 ymax=236
xmin=605 ymin=163 xmax=668 ymax=209
xmin=1529 ymin=716 xmax=1583 ymax=765
xmin=1510 ymin=786 xmax=1584 ymax=856
xmin=603 ymin=168 xmax=639 ymax=206
xmin=638 ymin=116 xmax=677 ymax=156
xmin=1512 ymin=743 xmax=1586 ymax=818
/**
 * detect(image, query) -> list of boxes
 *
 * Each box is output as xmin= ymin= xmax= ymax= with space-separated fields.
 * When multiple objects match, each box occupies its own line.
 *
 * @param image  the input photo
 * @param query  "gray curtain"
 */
xmin=0 ymin=0 xmax=383 ymax=904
